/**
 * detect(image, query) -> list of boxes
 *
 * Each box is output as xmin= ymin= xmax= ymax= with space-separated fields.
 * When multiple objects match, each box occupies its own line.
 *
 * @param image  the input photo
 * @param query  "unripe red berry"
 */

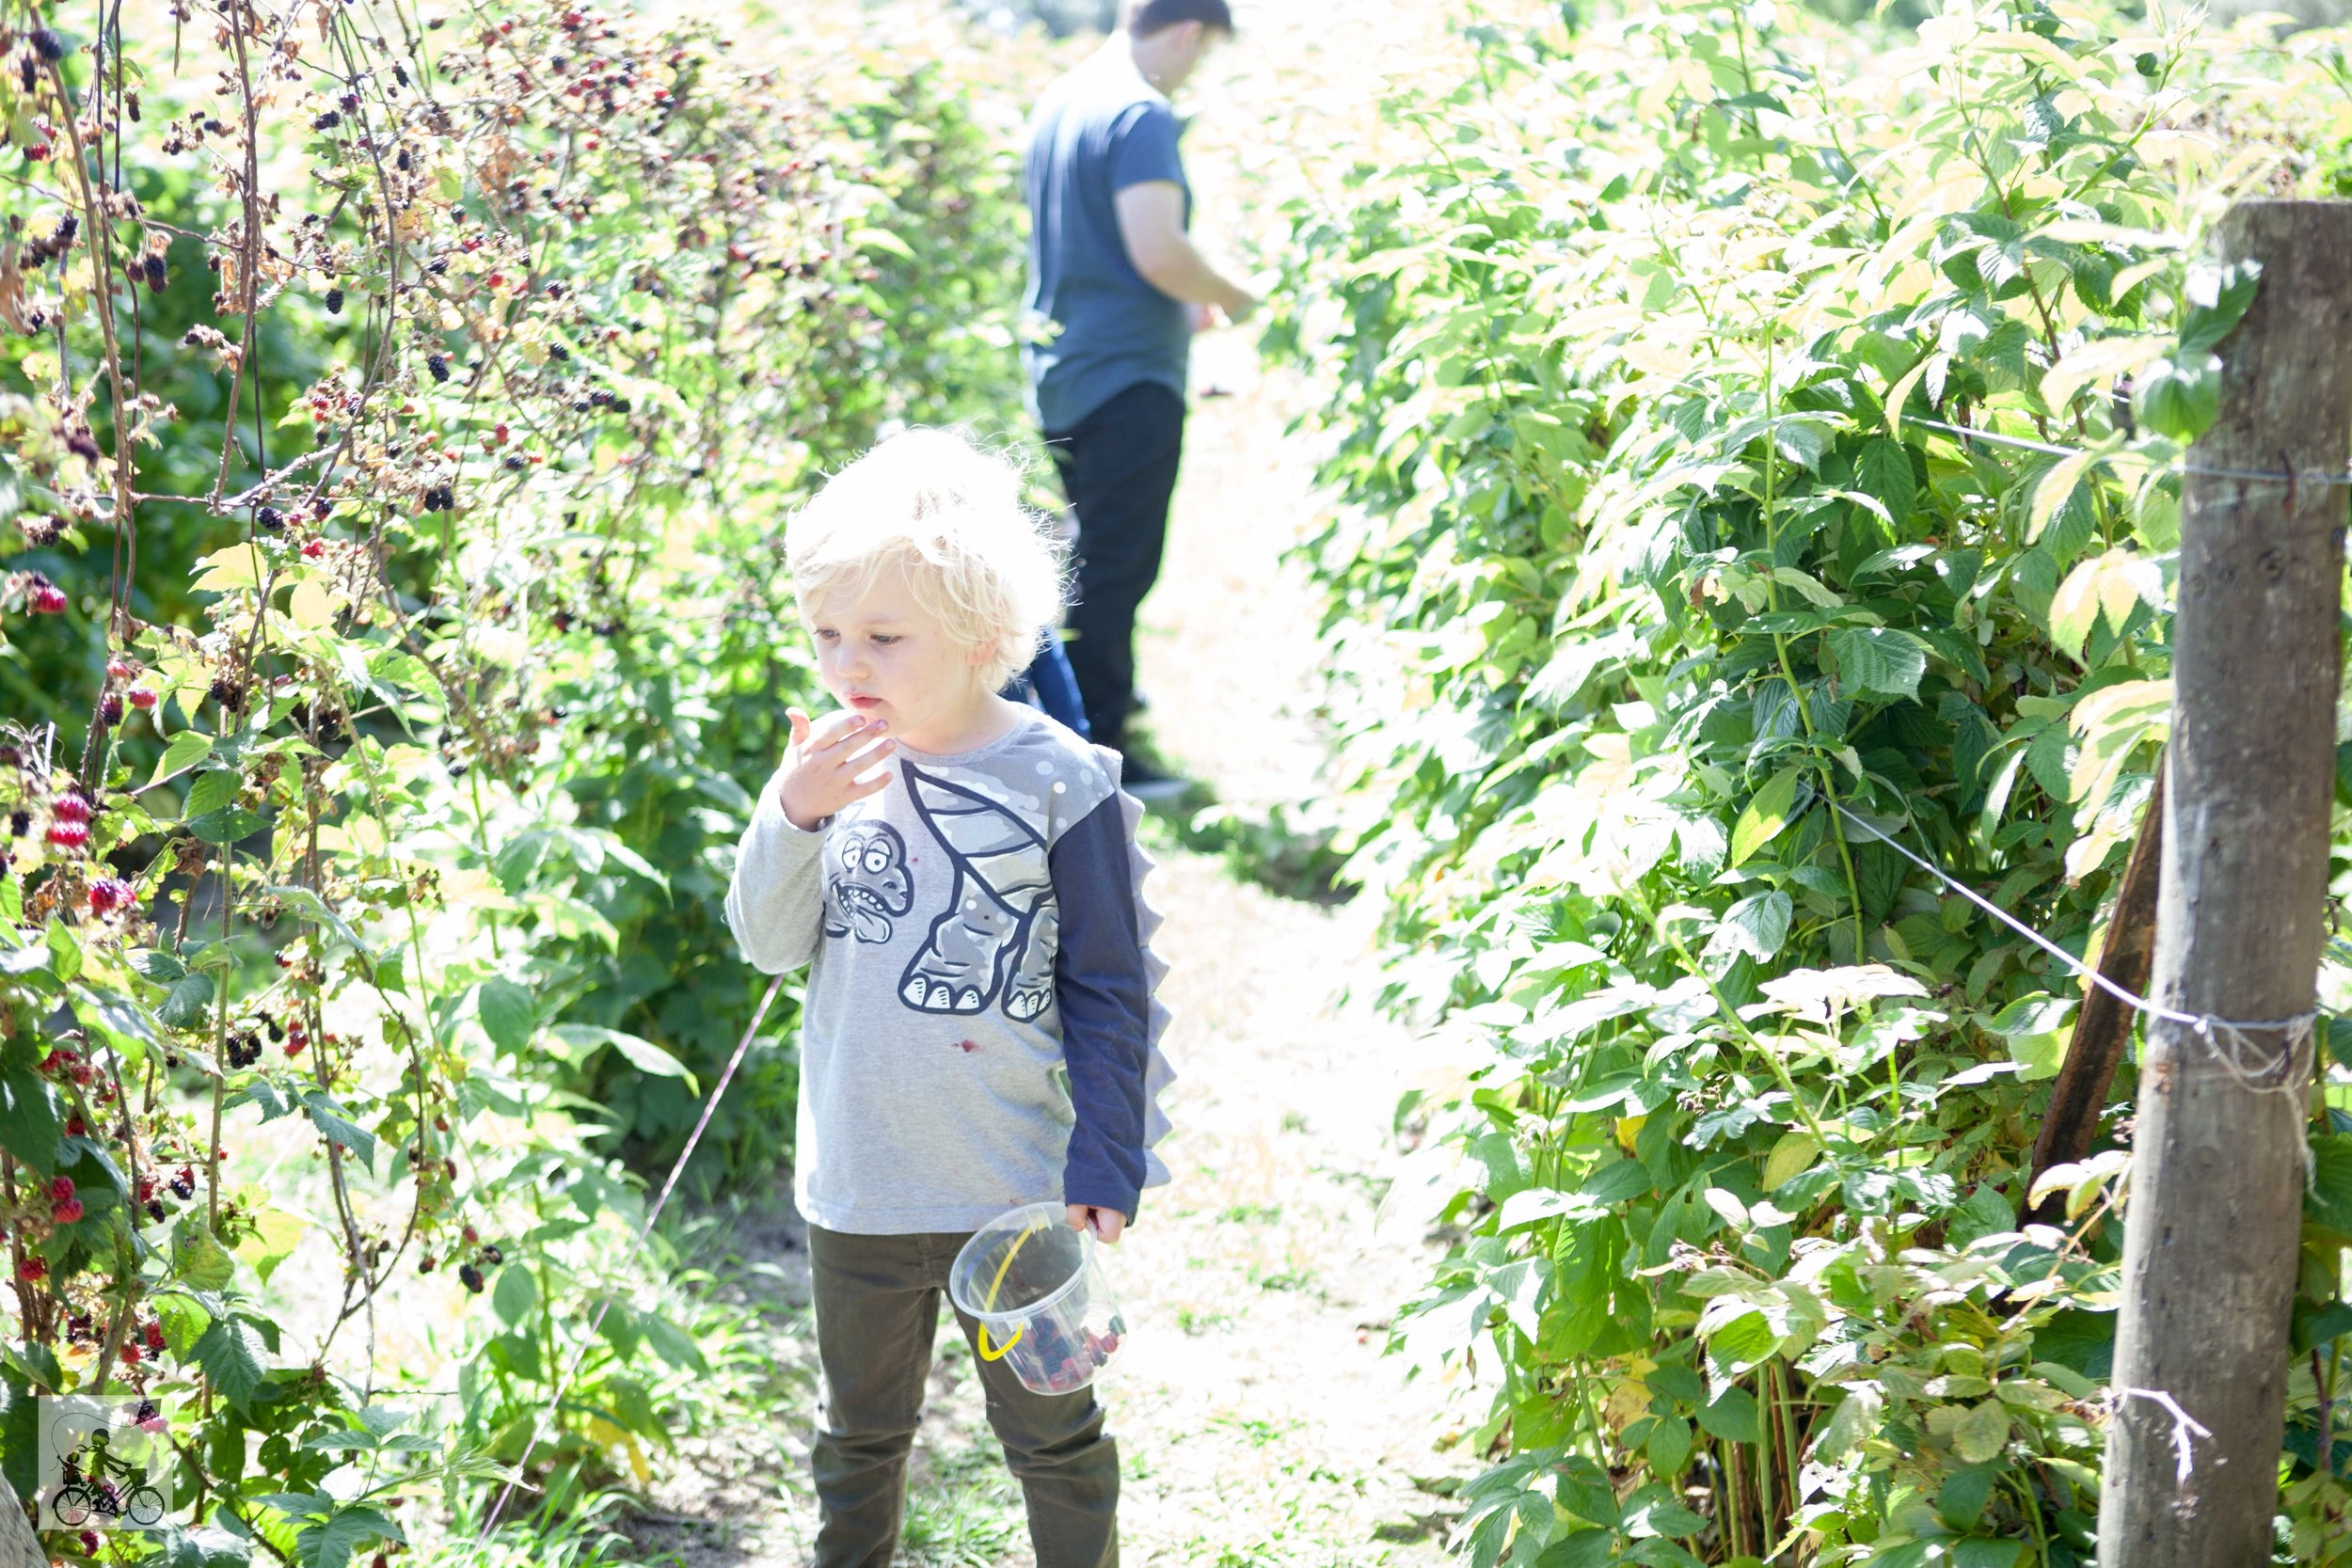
xmin=129 ymin=687 xmax=158 ymax=710
xmin=50 ymin=1177 xmax=74 ymax=1200
xmin=52 ymin=1197 xmax=84 ymax=1224
xmin=18 ymin=1257 xmax=47 ymax=1283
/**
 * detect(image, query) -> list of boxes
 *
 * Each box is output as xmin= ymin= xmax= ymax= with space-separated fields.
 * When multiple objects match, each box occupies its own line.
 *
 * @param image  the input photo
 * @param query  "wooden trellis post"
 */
xmin=2097 ymin=199 xmax=2352 ymax=1565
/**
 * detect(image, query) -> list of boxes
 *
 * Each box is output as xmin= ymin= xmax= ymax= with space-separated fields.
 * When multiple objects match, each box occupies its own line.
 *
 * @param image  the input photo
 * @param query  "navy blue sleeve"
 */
xmin=1106 ymin=101 xmax=1185 ymax=196
xmin=1049 ymin=793 xmax=1151 ymax=1224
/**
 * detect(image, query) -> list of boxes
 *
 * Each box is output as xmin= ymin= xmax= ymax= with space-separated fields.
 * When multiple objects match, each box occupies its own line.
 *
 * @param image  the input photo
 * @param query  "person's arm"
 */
xmin=723 ymin=765 xmax=830 ymax=974
xmin=726 ymin=707 xmax=894 ymax=974
xmin=1048 ymin=792 xmax=1152 ymax=1231
xmin=1115 ymin=181 xmax=1254 ymax=320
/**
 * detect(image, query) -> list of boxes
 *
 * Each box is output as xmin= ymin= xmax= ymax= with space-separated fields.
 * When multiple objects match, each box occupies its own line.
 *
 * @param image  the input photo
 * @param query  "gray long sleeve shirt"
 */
xmin=723 ymin=707 xmax=1173 ymax=1235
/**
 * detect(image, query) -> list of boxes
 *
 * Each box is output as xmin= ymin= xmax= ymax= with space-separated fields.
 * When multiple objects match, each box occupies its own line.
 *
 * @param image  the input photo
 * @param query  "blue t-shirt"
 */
xmin=1022 ymin=49 xmax=1192 ymax=435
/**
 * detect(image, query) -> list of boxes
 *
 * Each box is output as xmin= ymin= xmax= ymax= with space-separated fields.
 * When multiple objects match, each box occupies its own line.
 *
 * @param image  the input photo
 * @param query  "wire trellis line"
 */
xmin=1899 ymin=414 xmax=2352 ymax=489
xmin=476 ymin=970 xmax=788 ymax=1541
xmin=1828 ymin=800 xmax=2317 ymax=1101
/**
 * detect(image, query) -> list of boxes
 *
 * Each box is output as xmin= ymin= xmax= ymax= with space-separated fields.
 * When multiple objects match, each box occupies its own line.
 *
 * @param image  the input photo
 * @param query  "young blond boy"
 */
xmin=724 ymin=428 xmax=1172 ymax=1568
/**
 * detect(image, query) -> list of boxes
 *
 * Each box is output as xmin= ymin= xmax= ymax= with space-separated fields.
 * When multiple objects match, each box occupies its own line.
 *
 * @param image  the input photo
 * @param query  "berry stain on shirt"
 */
xmin=953 ymin=1038 xmax=979 ymax=1054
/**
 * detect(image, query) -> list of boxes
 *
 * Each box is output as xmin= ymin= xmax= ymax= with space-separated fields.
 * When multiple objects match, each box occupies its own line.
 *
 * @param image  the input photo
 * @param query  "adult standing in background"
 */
xmin=1019 ymin=0 xmax=1257 ymax=789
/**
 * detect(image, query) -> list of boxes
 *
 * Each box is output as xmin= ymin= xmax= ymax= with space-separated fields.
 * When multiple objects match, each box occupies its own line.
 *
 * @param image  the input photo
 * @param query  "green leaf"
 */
xmin=2026 ymin=448 xmax=2098 ymax=544
xmin=186 ymin=807 xmax=266 ymax=845
xmin=170 ymin=1217 xmax=239 ymax=1291
xmin=492 ymin=1264 xmax=536 ymax=1328
xmin=155 ymin=1291 xmax=215 ymax=1357
xmin=642 ymin=1311 xmax=711 ymax=1374
xmin=184 ymin=769 xmax=240 ymax=822
xmin=1762 ymin=1131 xmax=1819 ymax=1190
xmin=147 ymin=730 xmax=215 ymax=789
xmin=1953 ymin=1542 xmax=2026 ymax=1568
xmin=1712 ymin=891 xmax=1792 ymax=961
xmin=302 ymin=1089 xmax=377 ymax=1175
xmin=1825 ymin=626 xmax=1928 ymax=701
xmin=2134 ymin=355 xmax=2219 ymax=441
xmin=2307 ymin=1135 xmax=2352 ymax=1235
xmin=261 ymin=885 xmax=375 ymax=962
xmin=0 ymin=1063 xmax=63 ymax=1175
xmin=1853 ymin=438 xmax=1917 ymax=525
xmin=1698 ymin=1385 xmax=1762 ymax=1443
xmin=1729 ymin=768 xmax=1804 ymax=867
xmin=295 ymin=1505 xmax=404 ymax=1568
xmin=1952 ymin=1400 xmax=2011 ymax=1464
xmin=156 ymin=972 xmax=215 ymax=1030
xmin=191 ymin=1315 xmax=270 ymax=1406
xmin=476 ymin=978 xmax=537 ymax=1055
xmin=1816 ymin=1385 xmax=1883 ymax=1461
xmin=1704 ymin=1309 xmax=1777 ymax=1378
xmin=552 ymin=1023 xmax=694 ymax=1086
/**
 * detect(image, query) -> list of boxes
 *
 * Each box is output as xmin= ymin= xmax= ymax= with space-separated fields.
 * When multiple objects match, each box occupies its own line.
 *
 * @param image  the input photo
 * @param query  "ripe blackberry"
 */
xmin=326 ymin=286 xmax=345 ymax=314
xmin=146 ymin=1199 xmax=166 ymax=1223
xmin=16 ymin=55 xmax=31 ymax=93
xmin=256 ymin=506 xmax=285 ymax=531
xmin=427 ymin=257 xmax=448 ymax=276
xmin=29 ymin=27 xmax=65 ymax=61
xmin=548 ymin=343 xmax=570 ymax=361
xmin=501 ymin=453 xmax=525 ymax=471
xmin=8 ymin=809 xmax=28 ymax=836
xmin=458 ymin=1262 xmax=485 ymax=1292
xmin=101 ymin=693 xmax=122 ymax=725
xmin=208 ymin=673 xmax=247 ymax=712
xmin=142 ymin=254 xmax=167 ymax=291
xmin=312 ymin=110 xmax=342 ymax=130
xmin=422 ymin=484 xmax=454 ymax=512
xmin=395 ymin=149 xmax=411 ymax=171
xmin=167 ymin=1167 xmax=195 ymax=1200
xmin=427 ymin=353 xmax=450 ymax=381
xmin=480 ymin=1243 xmax=503 ymax=1266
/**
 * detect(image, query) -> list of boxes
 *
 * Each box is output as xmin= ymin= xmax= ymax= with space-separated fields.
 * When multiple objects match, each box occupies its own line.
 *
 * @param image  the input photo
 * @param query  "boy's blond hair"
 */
xmin=786 ymin=429 xmax=1067 ymax=694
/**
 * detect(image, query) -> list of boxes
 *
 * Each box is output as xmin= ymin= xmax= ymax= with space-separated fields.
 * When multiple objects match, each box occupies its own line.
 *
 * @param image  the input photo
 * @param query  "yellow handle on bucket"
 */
xmin=975 ymin=1218 xmax=1045 ymax=1362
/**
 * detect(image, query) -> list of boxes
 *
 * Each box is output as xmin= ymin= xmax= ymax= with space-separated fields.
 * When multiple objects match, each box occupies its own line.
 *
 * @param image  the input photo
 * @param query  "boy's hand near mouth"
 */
xmin=776 ymin=706 xmax=897 ymax=832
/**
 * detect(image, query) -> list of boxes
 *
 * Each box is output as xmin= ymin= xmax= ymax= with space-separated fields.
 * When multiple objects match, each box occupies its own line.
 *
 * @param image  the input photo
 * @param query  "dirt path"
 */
xmin=617 ymin=335 xmax=1481 ymax=1567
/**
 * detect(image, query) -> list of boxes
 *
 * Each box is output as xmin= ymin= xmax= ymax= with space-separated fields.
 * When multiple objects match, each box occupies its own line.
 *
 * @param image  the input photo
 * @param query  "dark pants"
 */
xmin=1002 ymin=632 xmax=1090 ymax=738
xmin=1039 ymin=381 xmax=1185 ymax=755
xmin=807 ymin=1224 xmax=1120 ymax=1568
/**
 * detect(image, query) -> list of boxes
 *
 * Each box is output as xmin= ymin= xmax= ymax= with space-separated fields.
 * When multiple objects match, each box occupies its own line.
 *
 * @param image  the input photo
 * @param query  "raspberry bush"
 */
xmin=0 ymin=0 xmax=1036 ymax=1560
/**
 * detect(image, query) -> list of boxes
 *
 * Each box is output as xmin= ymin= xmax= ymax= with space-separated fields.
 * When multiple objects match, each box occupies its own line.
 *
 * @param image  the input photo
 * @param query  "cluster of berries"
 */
xmin=45 ymin=790 xmax=92 ymax=848
xmin=22 ymin=572 xmax=68 ymax=614
xmin=106 ymin=654 xmax=161 ymax=717
xmin=38 ymin=1043 xmax=94 ymax=1087
xmin=224 ymin=1029 xmax=265 ymax=1070
xmin=20 ymin=212 xmax=78 ymax=268
xmin=1024 ymin=1314 xmax=1126 ymax=1396
xmin=50 ymin=1176 xmax=84 ymax=1225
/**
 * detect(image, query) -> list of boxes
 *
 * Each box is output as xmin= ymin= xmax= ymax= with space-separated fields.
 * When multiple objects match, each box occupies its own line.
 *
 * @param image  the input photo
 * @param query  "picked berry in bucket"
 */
xmin=948 ymin=1201 xmax=1131 ymax=1398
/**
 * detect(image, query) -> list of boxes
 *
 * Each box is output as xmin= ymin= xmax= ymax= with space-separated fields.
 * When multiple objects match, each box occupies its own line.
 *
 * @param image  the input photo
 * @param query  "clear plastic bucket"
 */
xmin=947 ymin=1202 xmax=1128 ymax=1397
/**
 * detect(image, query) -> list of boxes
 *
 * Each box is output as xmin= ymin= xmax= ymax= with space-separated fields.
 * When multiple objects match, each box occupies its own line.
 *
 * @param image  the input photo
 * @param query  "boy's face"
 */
xmin=804 ymin=559 xmax=991 ymax=740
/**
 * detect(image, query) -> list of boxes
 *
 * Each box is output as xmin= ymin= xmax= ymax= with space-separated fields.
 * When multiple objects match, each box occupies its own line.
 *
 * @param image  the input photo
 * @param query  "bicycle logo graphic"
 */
xmin=37 ymin=1396 xmax=175 ymax=1532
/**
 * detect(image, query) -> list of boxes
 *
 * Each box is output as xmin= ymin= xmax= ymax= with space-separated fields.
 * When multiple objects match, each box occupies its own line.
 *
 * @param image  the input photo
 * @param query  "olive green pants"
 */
xmin=806 ymin=1224 xmax=1120 ymax=1568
